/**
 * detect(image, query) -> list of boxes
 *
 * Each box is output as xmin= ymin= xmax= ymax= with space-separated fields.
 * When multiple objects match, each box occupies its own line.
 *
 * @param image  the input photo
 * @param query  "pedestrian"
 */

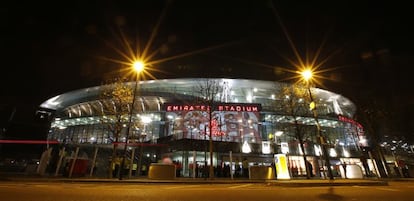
xmin=242 ymin=158 xmax=249 ymax=178
xmin=271 ymin=162 xmax=277 ymax=179
xmin=141 ymin=164 xmax=147 ymax=176
xmin=306 ymin=161 xmax=314 ymax=177
xmin=161 ymin=156 xmax=173 ymax=164
xmin=235 ymin=160 xmax=241 ymax=177
xmin=342 ymin=162 xmax=347 ymax=179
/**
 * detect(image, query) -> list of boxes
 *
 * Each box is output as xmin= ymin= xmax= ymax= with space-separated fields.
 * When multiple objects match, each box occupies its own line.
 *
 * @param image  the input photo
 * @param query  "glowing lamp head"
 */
xmin=301 ymin=69 xmax=313 ymax=82
xmin=132 ymin=61 xmax=145 ymax=73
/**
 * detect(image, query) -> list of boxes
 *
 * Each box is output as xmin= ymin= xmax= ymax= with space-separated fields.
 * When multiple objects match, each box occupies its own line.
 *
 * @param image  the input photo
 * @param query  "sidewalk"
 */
xmin=0 ymin=173 xmax=390 ymax=187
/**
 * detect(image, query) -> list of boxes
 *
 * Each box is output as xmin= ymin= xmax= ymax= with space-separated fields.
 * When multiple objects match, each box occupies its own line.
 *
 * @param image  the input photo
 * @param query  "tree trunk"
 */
xmin=294 ymin=120 xmax=311 ymax=179
xmin=108 ymin=144 xmax=117 ymax=179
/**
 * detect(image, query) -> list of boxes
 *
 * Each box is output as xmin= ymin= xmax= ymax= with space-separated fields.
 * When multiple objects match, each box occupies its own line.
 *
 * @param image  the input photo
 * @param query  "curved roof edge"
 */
xmin=40 ymin=78 xmax=356 ymax=116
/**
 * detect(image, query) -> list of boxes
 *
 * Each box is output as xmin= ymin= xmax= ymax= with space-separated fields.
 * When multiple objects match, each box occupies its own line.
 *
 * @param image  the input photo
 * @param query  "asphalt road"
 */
xmin=0 ymin=181 xmax=412 ymax=201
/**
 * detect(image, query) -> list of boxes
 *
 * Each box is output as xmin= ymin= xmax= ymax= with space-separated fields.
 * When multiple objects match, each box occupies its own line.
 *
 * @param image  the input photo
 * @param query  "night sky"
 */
xmin=1 ymin=1 xmax=413 ymax=142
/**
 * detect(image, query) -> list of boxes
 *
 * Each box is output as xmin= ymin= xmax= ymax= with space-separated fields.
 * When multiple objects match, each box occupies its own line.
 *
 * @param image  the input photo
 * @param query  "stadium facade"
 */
xmin=40 ymin=78 xmax=372 ymax=178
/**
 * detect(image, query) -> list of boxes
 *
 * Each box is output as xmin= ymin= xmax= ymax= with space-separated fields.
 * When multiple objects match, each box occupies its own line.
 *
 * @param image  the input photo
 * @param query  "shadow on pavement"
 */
xmin=317 ymin=187 xmax=344 ymax=201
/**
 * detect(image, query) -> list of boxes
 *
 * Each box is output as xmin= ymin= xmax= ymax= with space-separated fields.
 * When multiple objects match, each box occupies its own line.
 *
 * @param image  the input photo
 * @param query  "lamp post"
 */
xmin=301 ymin=69 xmax=334 ymax=180
xmin=119 ymin=61 xmax=145 ymax=180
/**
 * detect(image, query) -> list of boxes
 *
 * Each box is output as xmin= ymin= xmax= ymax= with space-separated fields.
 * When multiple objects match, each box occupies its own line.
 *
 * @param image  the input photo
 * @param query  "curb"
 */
xmin=0 ymin=176 xmax=389 ymax=187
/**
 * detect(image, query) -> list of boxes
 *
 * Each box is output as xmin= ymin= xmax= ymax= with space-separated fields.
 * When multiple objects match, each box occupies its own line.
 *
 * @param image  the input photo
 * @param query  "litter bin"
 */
xmin=249 ymin=165 xmax=275 ymax=180
xmin=148 ymin=163 xmax=176 ymax=180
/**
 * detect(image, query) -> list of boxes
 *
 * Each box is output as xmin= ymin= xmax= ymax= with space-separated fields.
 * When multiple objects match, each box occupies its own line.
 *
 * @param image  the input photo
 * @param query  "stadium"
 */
xmin=39 ymin=78 xmax=371 ymax=179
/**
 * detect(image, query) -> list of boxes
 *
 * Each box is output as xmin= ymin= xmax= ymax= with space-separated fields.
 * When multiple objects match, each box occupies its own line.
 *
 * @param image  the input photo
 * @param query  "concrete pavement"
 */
xmin=0 ymin=173 xmax=391 ymax=187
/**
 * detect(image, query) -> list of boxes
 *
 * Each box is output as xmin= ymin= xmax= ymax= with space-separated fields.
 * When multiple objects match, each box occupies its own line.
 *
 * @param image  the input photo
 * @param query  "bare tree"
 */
xmin=357 ymin=100 xmax=390 ymax=178
xmin=276 ymin=82 xmax=314 ymax=179
xmin=193 ymin=79 xmax=222 ymax=179
xmin=99 ymin=78 xmax=134 ymax=178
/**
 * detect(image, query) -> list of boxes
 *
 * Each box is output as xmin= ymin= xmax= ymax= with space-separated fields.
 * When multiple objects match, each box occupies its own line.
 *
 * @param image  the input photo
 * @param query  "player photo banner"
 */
xmin=165 ymin=103 xmax=261 ymax=142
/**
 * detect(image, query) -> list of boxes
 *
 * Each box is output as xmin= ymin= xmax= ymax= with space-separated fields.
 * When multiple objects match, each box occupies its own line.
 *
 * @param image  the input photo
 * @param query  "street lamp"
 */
xmin=300 ymin=69 xmax=334 ymax=180
xmin=119 ymin=61 xmax=145 ymax=180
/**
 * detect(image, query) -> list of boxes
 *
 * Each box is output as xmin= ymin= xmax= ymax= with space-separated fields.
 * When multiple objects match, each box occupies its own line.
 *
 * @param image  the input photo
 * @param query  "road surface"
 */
xmin=0 ymin=181 xmax=412 ymax=201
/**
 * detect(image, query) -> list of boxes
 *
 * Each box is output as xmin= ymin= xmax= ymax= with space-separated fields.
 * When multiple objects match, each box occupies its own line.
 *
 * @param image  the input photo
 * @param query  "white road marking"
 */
xmin=228 ymin=184 xmax=254 ymax=189
xmin=353 ymin=186 xmax=400 ymax=192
